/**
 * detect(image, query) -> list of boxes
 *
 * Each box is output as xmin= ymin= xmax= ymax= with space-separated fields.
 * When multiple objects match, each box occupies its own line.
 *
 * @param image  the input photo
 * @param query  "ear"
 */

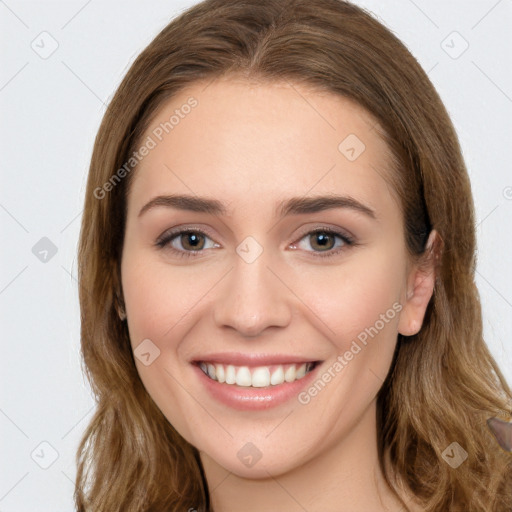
xmin=398 ymin=230 xmax=441 ymax=336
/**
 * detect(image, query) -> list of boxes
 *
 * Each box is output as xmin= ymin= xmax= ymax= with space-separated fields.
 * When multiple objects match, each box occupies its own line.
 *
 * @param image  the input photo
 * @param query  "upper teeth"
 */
xmin=199 ymin=362 xmax=315 ymax=387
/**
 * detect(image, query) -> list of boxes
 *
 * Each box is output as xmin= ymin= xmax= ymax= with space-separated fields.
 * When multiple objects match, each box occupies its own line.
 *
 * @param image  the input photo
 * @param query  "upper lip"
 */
xmin=192 ymin=352 xmax=321 ymax=366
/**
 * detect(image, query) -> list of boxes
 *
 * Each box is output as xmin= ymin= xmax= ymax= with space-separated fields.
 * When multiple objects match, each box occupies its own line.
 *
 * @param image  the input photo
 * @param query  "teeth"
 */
xmin=215 ymin=363 xmax=225 ymax=383
xmin=251 ymin=367 xmax=271 ymax=388
xmin=270 ymin=365 xmax=284 ymax=385
xmin=235 ymin=366 xmax=252 ymax=387
xmin=225 ymin=365 xmax=236 ymax=384
xmin=284 ymin=365 xmax=296 ymax=382
xmin=199 ymin=361 xmax=315 ymax=388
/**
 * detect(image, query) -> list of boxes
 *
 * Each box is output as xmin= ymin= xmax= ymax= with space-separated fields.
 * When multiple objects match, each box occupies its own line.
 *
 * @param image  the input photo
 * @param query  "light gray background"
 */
xmin=1 ymin=0 xmax=511 ymax=510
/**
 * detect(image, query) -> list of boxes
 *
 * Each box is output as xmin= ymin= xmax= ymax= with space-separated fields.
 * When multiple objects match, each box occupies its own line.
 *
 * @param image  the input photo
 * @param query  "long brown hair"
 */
xmin=75 ymin=1 xmax=512 ymax=510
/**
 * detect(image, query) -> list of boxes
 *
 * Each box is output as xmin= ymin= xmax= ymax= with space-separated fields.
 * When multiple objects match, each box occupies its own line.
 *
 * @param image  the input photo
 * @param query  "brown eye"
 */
xmin=308 ymin=232 xmax=337 ymax=252
xmin=156 ymin=229 xmax=217 ymax=255
xmin=179 ymin=232 xmax=206 ymax=251
xmin=292 ymin=228 xmax=354 ymax=259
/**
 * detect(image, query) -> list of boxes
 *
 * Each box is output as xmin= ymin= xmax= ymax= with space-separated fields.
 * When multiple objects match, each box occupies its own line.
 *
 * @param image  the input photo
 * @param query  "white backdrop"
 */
xmin=1 ymin=1 xmax=511 ymax=510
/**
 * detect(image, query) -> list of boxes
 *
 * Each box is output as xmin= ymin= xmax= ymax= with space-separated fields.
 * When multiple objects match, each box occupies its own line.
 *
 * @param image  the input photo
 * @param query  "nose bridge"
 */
xmin=213 ymin=245 xmax=292 ymax=336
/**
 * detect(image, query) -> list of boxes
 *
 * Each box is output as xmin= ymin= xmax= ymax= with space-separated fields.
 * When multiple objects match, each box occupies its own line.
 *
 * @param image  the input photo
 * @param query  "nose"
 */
xmin=213 ymin=252 xmax=293 ymax=337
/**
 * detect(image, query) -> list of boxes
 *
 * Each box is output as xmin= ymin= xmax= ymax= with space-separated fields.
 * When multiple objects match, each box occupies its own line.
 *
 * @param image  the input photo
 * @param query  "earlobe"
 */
xmin=398 ymin=230 xmax=440 ymax=337
xmin=116 ymin=301 xmax=127 ymax=321
xmin=113 ymin=265 xmax=127 ymax=321
xmin=114 ymin=289 xmax=127 ymax=321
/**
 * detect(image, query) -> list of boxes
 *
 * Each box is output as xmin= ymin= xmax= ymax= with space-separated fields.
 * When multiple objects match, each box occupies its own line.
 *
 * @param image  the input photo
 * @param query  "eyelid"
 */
xmin=155 ymin=224 xmax=219 ymax=246
xmin=293 ymin=224 xmax=355 ymax=245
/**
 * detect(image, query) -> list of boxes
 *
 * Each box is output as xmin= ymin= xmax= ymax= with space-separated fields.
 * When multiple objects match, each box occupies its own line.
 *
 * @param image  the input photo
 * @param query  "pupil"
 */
xmin=184 ymin=233 xmax=203 ymax=250
xmin=313 ymin=232 xmax=333 ymax=250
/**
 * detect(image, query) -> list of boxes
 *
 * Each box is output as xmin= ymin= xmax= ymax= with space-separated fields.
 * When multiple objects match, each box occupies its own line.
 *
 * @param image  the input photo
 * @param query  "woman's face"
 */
xmin=121 ymin=77 xmax=431 ymax=478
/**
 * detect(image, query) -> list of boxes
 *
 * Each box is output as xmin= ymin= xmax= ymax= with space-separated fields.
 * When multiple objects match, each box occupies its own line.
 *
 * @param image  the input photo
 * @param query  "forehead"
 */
xmin=128 ymin=77 xmax=398 ymax=219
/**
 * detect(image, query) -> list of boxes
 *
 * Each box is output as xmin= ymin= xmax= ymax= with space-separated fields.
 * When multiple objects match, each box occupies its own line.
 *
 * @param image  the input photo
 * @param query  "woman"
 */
xmin=75 ymin=0 xmax=512 ymax=510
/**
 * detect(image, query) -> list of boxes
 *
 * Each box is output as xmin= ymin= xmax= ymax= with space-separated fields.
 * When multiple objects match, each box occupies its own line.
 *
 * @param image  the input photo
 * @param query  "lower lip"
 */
xmin=193 ymin=363 xmax=321 ymax=411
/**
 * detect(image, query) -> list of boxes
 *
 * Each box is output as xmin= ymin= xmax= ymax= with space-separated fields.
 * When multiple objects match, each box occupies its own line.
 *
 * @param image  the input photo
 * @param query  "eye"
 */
xmin=292 ymin=228 xmax=355 ymax=258
xmin=155 ymin=226 xmax=355 ymax=260
xmin=155 ymin=229 xmax=219 ymax=258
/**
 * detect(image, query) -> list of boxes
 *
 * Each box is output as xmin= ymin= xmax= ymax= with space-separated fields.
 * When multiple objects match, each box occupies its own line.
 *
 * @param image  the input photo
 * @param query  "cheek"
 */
xmin=120 ymin=254 xmax=209 ymax=438
xmin=290 ymin=253 xmax=405 ymax=424
xmin=296 ymin=253 xmax=406 ymax=418
xmin=121 ymin=253 xmax=216 ymax=343
xmin=301 ymin=250 xmax=405 ymax=350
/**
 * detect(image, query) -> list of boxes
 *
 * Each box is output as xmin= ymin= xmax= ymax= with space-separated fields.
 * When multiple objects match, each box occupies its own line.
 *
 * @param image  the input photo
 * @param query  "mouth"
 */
xmin=191 ymin=352 xmax=324 ymax=410
xmin=196 ymin=360 xmax=320 ymax=388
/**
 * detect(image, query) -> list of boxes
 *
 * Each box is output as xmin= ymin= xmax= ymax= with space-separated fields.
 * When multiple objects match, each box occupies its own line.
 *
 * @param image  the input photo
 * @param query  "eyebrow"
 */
xmin=138 ymin=194 xmax=377 ymax=220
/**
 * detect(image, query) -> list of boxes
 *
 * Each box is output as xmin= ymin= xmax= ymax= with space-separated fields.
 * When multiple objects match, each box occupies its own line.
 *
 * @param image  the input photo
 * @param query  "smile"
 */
xmin=198 ymin=361 xmax=318 ymax=388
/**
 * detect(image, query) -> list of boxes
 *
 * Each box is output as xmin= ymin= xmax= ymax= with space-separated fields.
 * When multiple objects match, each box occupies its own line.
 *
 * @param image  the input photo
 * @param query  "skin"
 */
xmin=121 ymin=76 xmax=436 ymax=511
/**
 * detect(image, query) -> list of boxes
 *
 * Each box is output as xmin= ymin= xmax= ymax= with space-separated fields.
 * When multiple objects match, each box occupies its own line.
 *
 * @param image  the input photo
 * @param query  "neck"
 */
xmin=200 ymin=401 xmax=409 ymax=512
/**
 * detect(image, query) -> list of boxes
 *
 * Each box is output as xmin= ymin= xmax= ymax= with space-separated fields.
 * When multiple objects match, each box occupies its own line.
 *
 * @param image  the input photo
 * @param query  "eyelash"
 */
xmin=155 ymin=226 xmax=356 ymax=260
